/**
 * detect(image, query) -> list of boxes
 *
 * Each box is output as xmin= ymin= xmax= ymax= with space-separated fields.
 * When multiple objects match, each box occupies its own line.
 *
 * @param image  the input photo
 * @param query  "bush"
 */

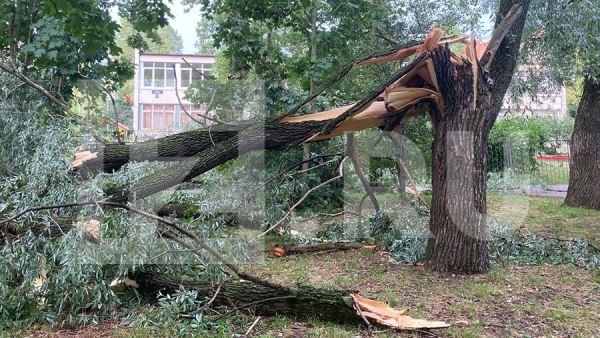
xmin=488 ymin=116 xmax=574 ymax=172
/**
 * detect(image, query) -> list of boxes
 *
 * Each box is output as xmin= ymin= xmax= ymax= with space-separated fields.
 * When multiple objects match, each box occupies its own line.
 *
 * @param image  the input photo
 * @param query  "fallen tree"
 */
xmin=72 ymin=3 xmax=530 ymax=274
xmin=132 ymin=270 xmax=361 ymax=324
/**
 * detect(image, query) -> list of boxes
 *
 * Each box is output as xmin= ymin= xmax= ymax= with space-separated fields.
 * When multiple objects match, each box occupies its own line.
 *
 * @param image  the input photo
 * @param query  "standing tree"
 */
xmin=116 ymin=19 xmax=184 ymax=62
xmin=524 ymin=0 xmax=600 ymax=210
xmin=566 ymin=77 xmax=600 ymax=210
xmin=425 ymin=0 xmax=531 ymax=273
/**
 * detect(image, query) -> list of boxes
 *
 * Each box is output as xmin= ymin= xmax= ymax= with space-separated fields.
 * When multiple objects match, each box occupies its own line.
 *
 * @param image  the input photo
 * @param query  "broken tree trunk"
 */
xmin=425 ymin=0 xmax=530 ymax=273
xmin=425 ymin=47 xmax=492 ymax=273
xmin=77 ymin=121 xmax=252 ymax=175
xmin=106 ymin=120 xmax=328 ymax=203
xmin=565 ymin=76 xmax=600 ymax=210
xmin=132 ymin=271 xmax=360 ymax=324
xmin=72 ymin=24 xmax=532 ymax=274
xmin=132 ymin=271 xmax=450 ymax=330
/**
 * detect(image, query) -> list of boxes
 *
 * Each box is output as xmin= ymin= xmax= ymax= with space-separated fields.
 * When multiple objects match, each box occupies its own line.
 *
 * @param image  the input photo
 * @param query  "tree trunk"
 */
xmin=107 ymin=120 xmax=328 ymax=203
xmin=425 ymin=47 xmax=492 ymax=274
xmin=132 ymin=271 xmax=360 ymax=324
xmin=78 ymin=122 xmax=252 ymax=175
xmin=424 ymin=0 xmax=531 ymax=274
xmin=565 ymin=77 xmax=600 ymax=210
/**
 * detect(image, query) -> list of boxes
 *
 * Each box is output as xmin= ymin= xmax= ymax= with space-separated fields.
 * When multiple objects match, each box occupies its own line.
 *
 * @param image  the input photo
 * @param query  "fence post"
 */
xmin=503 ymin=140 xmax=515 ymax=172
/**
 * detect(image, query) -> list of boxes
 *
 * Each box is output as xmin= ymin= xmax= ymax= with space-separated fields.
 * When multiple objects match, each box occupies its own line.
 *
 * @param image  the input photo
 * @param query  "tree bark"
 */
xmin=487 ymin=0 xmax=532 ymax=128
xmin=425 ymin=47 xmax=492 ymax=274
xmin=78 ymin=122 xmax=252 ymax=175
xmin=424 ymin=0 xmax=531 ymax=274
xmin=272 ymin=242 xmax=364 ymax=256
xmin=132 ymin=271 xmax=360 ymax=324
xmin=565 ymin=77 xmax=600 ymax=210
xmin=107 ymin=120 xmax=328 ymax=203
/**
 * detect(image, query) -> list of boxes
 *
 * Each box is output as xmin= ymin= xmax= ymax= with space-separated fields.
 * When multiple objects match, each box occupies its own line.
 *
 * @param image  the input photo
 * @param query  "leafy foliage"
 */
xmin=521 ymin=0 xmax=600 ymax=88
xmin=488 ymin=116 xmax=574 ymax=172
xmin=0 ymin=0 xmax=172 ymax=105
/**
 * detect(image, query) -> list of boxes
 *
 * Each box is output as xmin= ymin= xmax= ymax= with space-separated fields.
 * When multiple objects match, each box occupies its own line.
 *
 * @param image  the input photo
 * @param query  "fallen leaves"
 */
xmin=351 ymin=294 xmax=450 ymax=330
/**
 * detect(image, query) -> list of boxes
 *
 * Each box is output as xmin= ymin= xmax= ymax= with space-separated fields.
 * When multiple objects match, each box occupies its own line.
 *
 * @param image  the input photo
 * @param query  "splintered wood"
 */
xmin=72 ymin=150 xmax=97 ymax=167
xmin=281 ymin=28 xmax=490 ymax=142
xmin=351 ymin=293 xmax=450 ymax=330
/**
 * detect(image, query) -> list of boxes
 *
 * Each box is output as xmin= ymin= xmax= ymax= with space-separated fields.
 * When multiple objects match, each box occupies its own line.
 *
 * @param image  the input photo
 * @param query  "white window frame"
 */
xmin=178 ymin=62 xmax=213 ymax=88
xmin=142 ymin=62 xmax=176 ymax=89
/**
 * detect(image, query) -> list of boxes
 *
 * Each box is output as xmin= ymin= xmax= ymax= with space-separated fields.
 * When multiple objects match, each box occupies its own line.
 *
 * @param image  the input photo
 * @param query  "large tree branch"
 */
xmin=487 ymin=0 xmax=532 ymax=128
xmin=75 ymin=122 xmax=253 ymax=175
xmin=480 ymin=4 xmax=524 ymax=70
xmin=77 ymin=35 xmax=460 ymax=174
xmin=105 ymin=120 xmax=329 ymax=203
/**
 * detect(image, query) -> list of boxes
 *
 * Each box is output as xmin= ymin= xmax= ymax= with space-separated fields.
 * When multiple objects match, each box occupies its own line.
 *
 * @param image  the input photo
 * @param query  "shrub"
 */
xmin=488 ymin=116 xmax=574 ymax=172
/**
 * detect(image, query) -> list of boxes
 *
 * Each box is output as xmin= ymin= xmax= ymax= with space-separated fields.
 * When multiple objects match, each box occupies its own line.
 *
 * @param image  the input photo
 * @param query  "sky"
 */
xmin=169 ymin=1 xmax=201 ymax=53
xmin=111 ymin=0 xmax=200 ymax=54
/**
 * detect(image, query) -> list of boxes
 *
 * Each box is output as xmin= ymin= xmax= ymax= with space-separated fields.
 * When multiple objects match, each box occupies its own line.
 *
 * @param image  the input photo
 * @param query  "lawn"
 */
xmin=488 ymin=195 xmax=600 ymax=248
xmin=348 ymin=190 xmax=599 ymax=247
xmin=10 ymin=194 xmax=599 ymax=338
xmin=17 ymin=250 xmax=600 ymax=337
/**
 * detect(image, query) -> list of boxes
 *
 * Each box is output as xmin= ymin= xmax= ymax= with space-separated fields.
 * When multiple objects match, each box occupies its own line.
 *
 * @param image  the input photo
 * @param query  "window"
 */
xmin=142 ymin=105 xmax=153 ymax=129
xmin=179 ymin=63 xmax=213 ymax=87
xmin=181 ymin=68 xmax=191 ymax=87
xmin=143 ymin=63 xmax=153 ymax=87
xmin=142 ymin=62 xmax=176 ymax=88
xmin=179 ymin=104 xmax=208 ymax=126
xmin=141 ymin=104 xmax=176 ymax=130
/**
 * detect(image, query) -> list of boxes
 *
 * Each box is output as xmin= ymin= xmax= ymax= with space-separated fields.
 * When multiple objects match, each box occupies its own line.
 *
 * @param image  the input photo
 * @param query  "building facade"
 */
xmin=499 ymin=67 xmax=568 ymax=119
xmin=132 ymin=51 xmax=216 ymax=138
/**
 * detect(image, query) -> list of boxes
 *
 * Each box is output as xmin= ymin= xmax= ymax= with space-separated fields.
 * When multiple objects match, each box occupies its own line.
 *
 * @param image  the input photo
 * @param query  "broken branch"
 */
xmin=255 ymin=156 xmax=348 ymax=239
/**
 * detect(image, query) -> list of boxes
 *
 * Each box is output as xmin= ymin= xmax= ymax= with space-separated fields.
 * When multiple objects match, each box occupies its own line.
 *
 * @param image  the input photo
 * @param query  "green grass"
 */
xmin=18 ymin=250 xmax=600 ymax=338
xmin=348 ymin=189 xmax=599 ymax=246
xmin=488 ymin=195 xmax=600 ymax=246
xmin=129 ymin=255 xmax=600 ymax=337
